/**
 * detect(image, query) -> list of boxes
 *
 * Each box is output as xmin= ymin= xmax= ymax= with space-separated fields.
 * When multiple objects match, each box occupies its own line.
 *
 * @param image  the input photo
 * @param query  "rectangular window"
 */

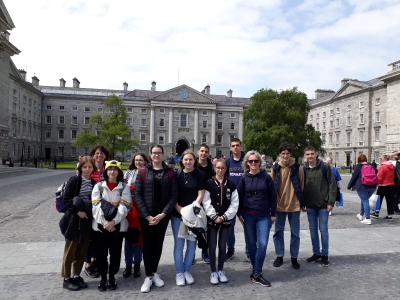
xmin=71 ymin=147 xmax=77 ymax=157
xmin=218 ymin=113 xmax=222 ymax=118
xmin=347 ymin=132 xmax=351 ymax=143
xmin=180 ymin=114 xmax=188 ymax=127
xmin=230 ymin=123 xmax=235 ymax=130
xmin=360 ymin=114 xmax=364 ymax=124
xmin=72 ymin=116 xmax=78 ymax=125
xmin=330 ymin=109 xmax=333 ymax=116
xmin=141 ymin=119 xmax=146 ymax=127
xmin=13 ymin=89 xmax=17 ymax=98
xmin=23 ymin=96 xmax=26 ymax=103
xmin=217 ymin=134 xmax=223 ymax=144
xmin=336 ymin=107 xmax=340 ymax=114
xmin=126 ymin=118 xmax=132 ymax=126
xmin=59 ymin=116 xmax=65 ymax=124
xmin=127 ymin=107 xmax=133 ymax=113
xmin=141 ymin=109 xmax=147 ymax=114
xmin=159 ymin=108 xmax=165 ymax=114
xmin=375 ymin=111 xmax=380 ymax=122
xmin=374 ymin=152 xmax=380 ymax=162
xmin=84 ymin=107 xmax=90 ymax=112
xmin=230 ymin=113 xmax=236 ymax=118
xmin=98 ymin=107 xmax=103 ymax=112
xmin=310 ymin=115 xmax=313 ymax=120
xmin=84 ymin=117 xmax=90 ymax=125
xmin=323 ymin=111 xmax=326 ymax=118
xmin=202 ymin=110 xmax=208 ymax=116
xmin=28 ymin=110 xmax=31 ymax=120
xmin=336 ymin=119 xmax=339 ymax=127
xmin=329 ymin=134 xmax=333 ymax=144
xmin=316 ymin=113 xmax=319 ymax=119
xmin=359 ymin=130 xmax=364 ymax=142
xmin=71 ymin=130 xmax=77 ymax=139
xmin=159 ymin=118 xmax=165 ymax=127
xmin=29 ymin=98 xmax=32 ymax=105
xmin=323 ymin=122 xmax=326 ymax=130
xmin=217 ymin=122 xmax=223 ymax=130
xmin=140 ymin=133 xmax=146 ymax=141
xmin=58 ymin=147 xmax=63 ymax=156
xmin=336 ymin=133 xmax=340 ymax=145
xmin=46 ymin=105 xmax=52 ymax=110
xmin=202 ymin=120 xmax=207 ymax=128
xmin=72 ymin=106 xmax=78 ymax=111
xmin=330 ymin=120 xmax=333 ymax=129
xmin=158 ymin=133 xmax=165 ymax=144
xmin=316 ymin=123 xmax=319 ymax=130
xmin=347 ymin=116 xmax=351 ymax=126
xmin=34 ymin=100 xmax=37 ymax=107
xmin=59 ymin=105 xmax=65 ymax=111
xmin=375 ymin=98 xmax=380 ymax=105
xmin=58 ymin=129 xmax=64 ymax=139
xmin=45 ymin=129 xmax=51 ymax=139
xmin=202 ymin=134 xmax=207 ymax=143
xmin=217 ymin=150 xmax=222 ymax=158
xmin=375 ymin=128 xmax=380 ymax=141
xmin=347 ymin=104 xmax=351 ymax=111
xmin=230 ymin=135 xmax=235 ymax=141
xmin=23 ymin=108 xmax=26 ymax=118
xmin=359 ymin=101 xmax=364 ymax=108
xmin=335 ymin=152 xmax=339 ymax=164
xmin=46 ymin=115 xmax=52 ymax=124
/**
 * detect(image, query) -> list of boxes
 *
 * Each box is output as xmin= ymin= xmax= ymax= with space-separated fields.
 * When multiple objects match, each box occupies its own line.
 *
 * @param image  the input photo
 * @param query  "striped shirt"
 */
xmin=79 ymin=176 xmax=93 ymax=201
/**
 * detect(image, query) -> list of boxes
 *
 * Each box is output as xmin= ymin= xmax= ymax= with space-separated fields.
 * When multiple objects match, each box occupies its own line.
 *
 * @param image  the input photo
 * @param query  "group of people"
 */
xmin=59 ymin=139 xmax=349 ymax=293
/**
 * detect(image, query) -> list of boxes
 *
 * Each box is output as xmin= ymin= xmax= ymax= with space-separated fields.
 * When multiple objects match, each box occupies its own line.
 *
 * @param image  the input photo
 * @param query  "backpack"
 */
xmin=55 ymin=182 xmax=68 ymax=213
xmin=303 ymin=161 xmax=328 ymax=185
xmin=361 ymin=164 xmax=378 ymax=186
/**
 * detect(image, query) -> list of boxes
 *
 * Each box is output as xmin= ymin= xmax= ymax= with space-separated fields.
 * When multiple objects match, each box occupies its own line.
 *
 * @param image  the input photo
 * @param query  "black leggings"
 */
xmin=140 ymin=216 xmax=170 ymax=277
xmin=94 ymin=230 xmax=123 ymax=279
xmin=377 ymin=185 xmax=395 ymax=215
xmin=207 ymin=225 xmax=230 ymax=273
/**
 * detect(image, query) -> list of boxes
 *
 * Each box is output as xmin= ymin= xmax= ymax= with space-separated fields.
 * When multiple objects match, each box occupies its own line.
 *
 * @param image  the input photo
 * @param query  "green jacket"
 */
xmin=304 ymin=159 xmax=337 ymax=208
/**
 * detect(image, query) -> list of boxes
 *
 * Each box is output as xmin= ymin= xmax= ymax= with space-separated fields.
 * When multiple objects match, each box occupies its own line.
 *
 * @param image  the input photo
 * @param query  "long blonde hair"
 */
xmin=242 ymin=150 xmax=262 ymax=173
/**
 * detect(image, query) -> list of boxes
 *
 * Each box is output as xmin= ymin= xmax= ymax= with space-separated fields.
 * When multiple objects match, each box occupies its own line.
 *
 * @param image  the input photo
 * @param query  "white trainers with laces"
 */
xmin=184 ymin=271 xmax=194 ymax=284
xmin=217 ymin=270 xmax=228 ymax=283
xmin=360 ymin=218 xmax=371 ymax=225
xmin=141 ymin=277 xmax=152 ymax=293
xmin=210 ymin=272 xmax=219 ymax=285
xmin=176 ymin=273 xmax=185 ymax=286
xmin=357 ymin=214 xmax=363 ymax=221
xmin=152 ymin=273 xmax=165 ymax=287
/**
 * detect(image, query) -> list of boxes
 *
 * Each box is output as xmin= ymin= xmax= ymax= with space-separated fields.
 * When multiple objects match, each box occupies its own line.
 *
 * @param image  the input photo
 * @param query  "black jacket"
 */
xmin=198 ymin=157 xmax=214 ymax=181
xmin=59 ymin=175 xmax=95 ymax=243
xmin=134 ymin=162 xmax=178 ymax=218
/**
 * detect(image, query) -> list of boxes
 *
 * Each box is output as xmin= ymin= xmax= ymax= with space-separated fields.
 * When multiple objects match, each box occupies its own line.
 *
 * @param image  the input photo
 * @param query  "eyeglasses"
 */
xmin=151 ymin=152 xmax=163 ymax=155
xmin=215 ymin=167 xmax=226 ymax=170
xmin=248 ymin=160 xmax=260 ymax=164
xmin=135 ymin=159 xmax=144 ymax=162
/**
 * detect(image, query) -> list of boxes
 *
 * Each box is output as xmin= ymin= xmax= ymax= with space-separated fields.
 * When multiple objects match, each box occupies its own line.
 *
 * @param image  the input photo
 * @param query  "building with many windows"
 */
xmin=308 ymin=60 xmax=400 ymax=166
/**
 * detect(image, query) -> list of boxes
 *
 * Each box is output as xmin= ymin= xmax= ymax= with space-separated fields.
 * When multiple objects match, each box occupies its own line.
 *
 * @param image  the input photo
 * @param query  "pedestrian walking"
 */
xmin=133 ymin=145 xmax=178 ymax=293
xmin=202 ymin=159 xmax=238 ymax=284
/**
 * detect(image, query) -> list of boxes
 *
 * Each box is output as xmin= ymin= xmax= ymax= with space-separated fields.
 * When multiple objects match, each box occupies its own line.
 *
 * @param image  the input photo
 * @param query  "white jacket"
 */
xmin=91 ymin=181 xmax=132 ymax=232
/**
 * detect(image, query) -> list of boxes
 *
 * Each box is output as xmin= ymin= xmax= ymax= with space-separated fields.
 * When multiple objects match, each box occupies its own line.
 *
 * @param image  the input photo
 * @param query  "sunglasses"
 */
xmin=248 ymin=160 xmax=260 ymax=164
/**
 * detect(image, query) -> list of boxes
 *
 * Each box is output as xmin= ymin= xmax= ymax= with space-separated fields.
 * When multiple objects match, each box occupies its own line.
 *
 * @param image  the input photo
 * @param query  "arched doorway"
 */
xmin=176 ymin=139 xmax=189 ymax=156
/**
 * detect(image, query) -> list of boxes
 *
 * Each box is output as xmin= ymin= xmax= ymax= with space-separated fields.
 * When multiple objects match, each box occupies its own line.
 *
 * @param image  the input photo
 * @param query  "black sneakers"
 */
xmin=225 ymin=250 xmax=235 ymax=261
xmin=63 ymin=278 xmax=80 ymax=291
xmin=384 ymin=216 xmax=393 ymax=220
xmin=251 ymin=274 xmax=271 ymax=287
xmin=85 ymin=264 xmax=99 ymax=278
xmin=291 ymin=257 xmax=300 ymax=269
xmin=273 ymin=257 xmax=283 ymax=267
xmin=133 ymin=262 xmax=141 ymax=278
xmin=123 ymin=265 xmax=132 ymax=278
xmin=320 ymin=255 xmax=329 ymax=267
xmin=98 ymin=278 xmax=107 ymax=292
xmin=107 ymin=277 xmax=117 ymax=290
xmin=75 ymin=276 xmax=88 ymax=288
xmin=371 ymin=212 xmax=379 ymax=219
xmin=307 ymin=254 xmax=321 ymax=263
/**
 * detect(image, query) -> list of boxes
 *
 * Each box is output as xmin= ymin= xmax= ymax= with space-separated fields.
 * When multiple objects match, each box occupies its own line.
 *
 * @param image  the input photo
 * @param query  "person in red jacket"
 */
xmin=371 ymin=155 xmax=395 ymax=220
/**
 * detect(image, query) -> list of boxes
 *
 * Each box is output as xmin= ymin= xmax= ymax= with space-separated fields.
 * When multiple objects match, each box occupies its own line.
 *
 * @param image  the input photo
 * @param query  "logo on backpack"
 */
xmin=361 ymin=164 xmax=377 ymax=186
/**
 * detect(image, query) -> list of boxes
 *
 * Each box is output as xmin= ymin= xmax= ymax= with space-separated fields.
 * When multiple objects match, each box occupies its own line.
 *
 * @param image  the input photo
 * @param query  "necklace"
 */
xmin=184 ymin=172 xmax=192 ymax=184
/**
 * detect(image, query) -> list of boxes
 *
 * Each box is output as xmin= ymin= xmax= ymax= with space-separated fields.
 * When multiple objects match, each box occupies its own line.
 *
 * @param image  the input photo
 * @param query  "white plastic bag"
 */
xmin=369 ymin=194 xmax=379 ymax=211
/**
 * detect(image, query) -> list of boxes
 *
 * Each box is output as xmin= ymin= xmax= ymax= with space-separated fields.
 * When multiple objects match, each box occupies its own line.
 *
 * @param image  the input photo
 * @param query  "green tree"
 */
xmin=73 ymin=95 xmax=139 ymax=158
xmin=243 ymin=87 xmax=324 ymax=159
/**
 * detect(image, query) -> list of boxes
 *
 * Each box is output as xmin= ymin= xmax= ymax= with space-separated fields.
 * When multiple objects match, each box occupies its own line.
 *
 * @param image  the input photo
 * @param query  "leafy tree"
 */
xmin=73 ymin=95 xmax=139 ymax=158
xmin=243 ymin=87 xmax=324 ymax=159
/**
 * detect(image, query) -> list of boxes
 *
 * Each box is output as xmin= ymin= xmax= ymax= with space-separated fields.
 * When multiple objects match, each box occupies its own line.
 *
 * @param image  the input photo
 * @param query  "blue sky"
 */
xmin=4 ymin=0 xmax=400 ymax=99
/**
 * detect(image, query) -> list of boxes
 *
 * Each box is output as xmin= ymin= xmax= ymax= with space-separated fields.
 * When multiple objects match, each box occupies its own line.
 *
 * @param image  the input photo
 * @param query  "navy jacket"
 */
xmin=347 ymin=163 xmax=377 ymax=191
xmin=237 ymin=170 xmax=277 ymax=217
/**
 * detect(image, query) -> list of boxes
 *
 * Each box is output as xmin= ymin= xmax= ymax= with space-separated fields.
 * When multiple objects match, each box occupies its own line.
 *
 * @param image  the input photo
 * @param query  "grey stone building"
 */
xmin=308 ymin=60 xmax=400 ymax=167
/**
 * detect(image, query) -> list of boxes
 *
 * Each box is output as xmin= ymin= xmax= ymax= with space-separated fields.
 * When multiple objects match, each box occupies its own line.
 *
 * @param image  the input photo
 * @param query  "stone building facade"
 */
xmin=308 ymin=60 xmax=400 ymax=167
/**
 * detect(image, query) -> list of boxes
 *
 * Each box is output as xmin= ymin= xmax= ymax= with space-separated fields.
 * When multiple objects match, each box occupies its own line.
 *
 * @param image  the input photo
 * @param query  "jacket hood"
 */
xmin=231 ymin=151 xmax=245 ymax=160
xmin=382 ymin=161 xmax=394 ymax=169
xmin=305 ymin=158 xmax=322 ymax=168
xmin=245 ymin=170 xmax=266 ymax=178
xmin=278 ymin=157 xmax=296 ymax=168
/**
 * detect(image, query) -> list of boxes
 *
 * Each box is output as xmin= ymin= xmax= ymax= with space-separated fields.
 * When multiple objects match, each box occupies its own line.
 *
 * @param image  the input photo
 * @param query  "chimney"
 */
xmin=227 ymin=89 xmax=233 ymax=98
xmin=59 ymin=78 xmax=66 ymax=88
xmin=32 ymin=75 xmax=40 ymax=86
xmin=341 ymin=78 xmax=351 ymax=87
xmin=72 ymin=77 xmax=80 ymax=88
xmin=315 ymin=89 xmax=335 ymax=99
xmin=123 ymin=82 xmax=128 ymax=91
xmin=18 ymin=69 xmax=26 ymax=81
xmin=151 ymin=80 xmax=156 ymax=91
xmin=204 ymin=84 xmax=210 ymax=95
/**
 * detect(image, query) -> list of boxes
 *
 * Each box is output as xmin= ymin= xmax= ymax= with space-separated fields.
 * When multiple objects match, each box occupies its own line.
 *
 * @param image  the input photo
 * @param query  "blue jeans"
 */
xmin=306 ymin=208 xmax=329 ymax=256
xmin=273 ymin=211 xmax=300 ymax=258
xmin=124 ymin=240 xmax=143 ymax=266
xmin=227 ymin=216 xmax=249 ymax=255
xmin=357 ymin=187 xmax=375 ymax=219
xmin=171 ymin=216 xmax=196 ymax=274
xmin=242 ymin=212 xmax=271 ymax=276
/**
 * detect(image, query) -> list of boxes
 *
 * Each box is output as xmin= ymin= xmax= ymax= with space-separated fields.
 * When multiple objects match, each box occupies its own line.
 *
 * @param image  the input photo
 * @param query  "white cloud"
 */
xmin=4 ymin=0 xmax=400 ymax=98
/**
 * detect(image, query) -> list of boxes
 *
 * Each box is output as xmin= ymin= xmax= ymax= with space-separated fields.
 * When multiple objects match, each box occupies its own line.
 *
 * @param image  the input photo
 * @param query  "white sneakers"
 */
xmin=357 ymin=214 xmax=363 ymax=221
xmin=360 ymin=218 xmax=372 ymax=225
xmin=140 ymin=277 xmax=152 ymax=293
xmin=210 ymin=271 xmax=228 ymax=284
xmin=176 ymin=273 xmax=185 ymax=286
xmin=184 ymin=271 xmax=195 ymax=284
xmin=152 ymin=273 xmax=165 ymax=287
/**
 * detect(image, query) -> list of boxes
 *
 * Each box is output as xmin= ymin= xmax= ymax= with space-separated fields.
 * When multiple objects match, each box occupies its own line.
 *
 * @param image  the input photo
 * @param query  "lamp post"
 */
xmin=61 ymin=144 xmax=65 ymax=163
xmin=353 ymin=147 xmax=356 ymax=173
xmin=191 ymin=139 xmax=195 ymax=152
xmin=20 ymin=139 xmax=25 ymax=166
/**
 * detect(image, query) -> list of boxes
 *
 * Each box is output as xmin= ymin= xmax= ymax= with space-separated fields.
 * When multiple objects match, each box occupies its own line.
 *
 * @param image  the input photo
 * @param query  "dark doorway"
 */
xmin=45 ymin=148 xmax=51 ymax=160
xmin=346 ymin=153 xmax=351 ymax=167
xmin=176 ymin=139 xmax=189 ymax=156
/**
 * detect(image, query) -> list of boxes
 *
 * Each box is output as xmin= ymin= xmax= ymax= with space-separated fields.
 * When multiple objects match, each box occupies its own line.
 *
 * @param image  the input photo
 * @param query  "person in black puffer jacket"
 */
xmin=59 ymin=156 xmax=96 ymax=291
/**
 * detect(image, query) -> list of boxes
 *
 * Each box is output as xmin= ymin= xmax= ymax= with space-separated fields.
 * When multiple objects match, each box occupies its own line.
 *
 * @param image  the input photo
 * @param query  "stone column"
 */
xmin=150 ymin=106 xmax=155 ymax=143
xmin=168 ymin=107 xmax=173 ymax=144
xmin=238 ymin=111 xmax=243 ymax=141
xmin=194 ymin=109 xmax=198 ymax=145
xmin=211 ymin=111 xmax=216 ymax=145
